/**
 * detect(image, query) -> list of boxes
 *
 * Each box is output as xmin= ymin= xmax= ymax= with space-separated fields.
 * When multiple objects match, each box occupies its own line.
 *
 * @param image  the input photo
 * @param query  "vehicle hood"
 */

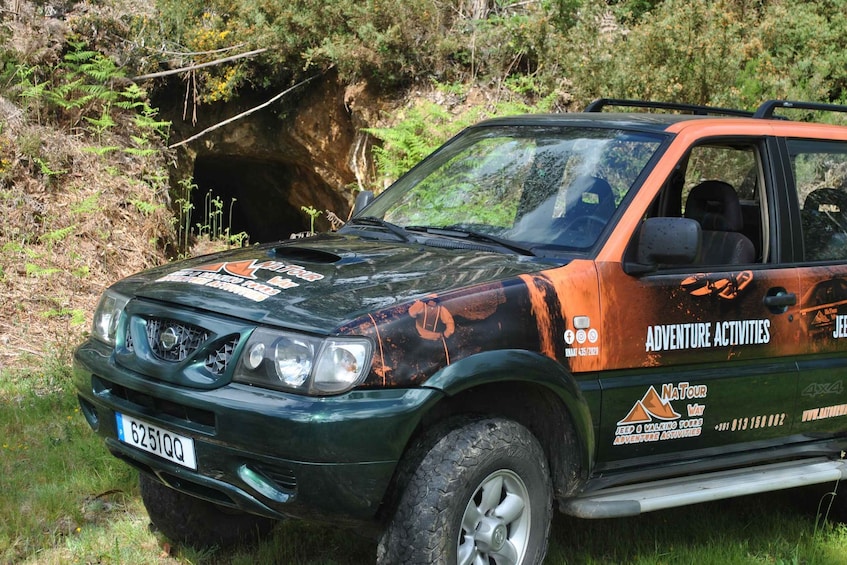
xmin=119 ymin=234 xmax=563 ymax=333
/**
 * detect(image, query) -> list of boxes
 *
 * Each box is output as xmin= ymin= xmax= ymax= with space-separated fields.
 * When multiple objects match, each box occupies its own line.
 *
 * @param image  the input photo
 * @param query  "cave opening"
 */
xmin=190 ymin=154 xmax=337 ymax=244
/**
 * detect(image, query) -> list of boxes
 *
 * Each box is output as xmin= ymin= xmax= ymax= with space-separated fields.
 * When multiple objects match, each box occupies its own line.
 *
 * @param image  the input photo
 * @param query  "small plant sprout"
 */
xmin=301 ymin=205 xmax=322 ymax=233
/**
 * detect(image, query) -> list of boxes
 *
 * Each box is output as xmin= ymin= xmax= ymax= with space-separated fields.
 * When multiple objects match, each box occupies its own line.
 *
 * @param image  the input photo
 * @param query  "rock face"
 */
xmin=163 ymin=74 xmax=382 ymax=244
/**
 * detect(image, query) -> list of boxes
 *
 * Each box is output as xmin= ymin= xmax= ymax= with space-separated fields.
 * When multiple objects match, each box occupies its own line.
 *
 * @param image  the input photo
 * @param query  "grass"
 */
xmin=4 ymin=360 xmax=847 ymax=564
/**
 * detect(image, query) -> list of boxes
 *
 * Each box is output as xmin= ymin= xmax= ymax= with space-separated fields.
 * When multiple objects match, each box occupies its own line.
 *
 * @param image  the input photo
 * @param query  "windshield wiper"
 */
xmin=345 ymin=216 xmax=413 ymax=242
xmin=417 ymin=225 xmax=536 ymax=256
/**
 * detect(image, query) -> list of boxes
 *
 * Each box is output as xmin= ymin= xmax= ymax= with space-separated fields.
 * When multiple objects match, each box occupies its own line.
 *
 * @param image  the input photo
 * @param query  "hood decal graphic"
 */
xmin=155 ymin=259 xmax=325 ymax=303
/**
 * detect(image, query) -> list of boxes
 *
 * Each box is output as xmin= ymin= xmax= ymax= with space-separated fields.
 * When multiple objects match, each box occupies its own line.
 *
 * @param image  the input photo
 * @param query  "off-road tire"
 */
xmin=139 ymin=472 xmax=276 ymax=548
xmin=377 ymin=417 xmax=552 ymax=564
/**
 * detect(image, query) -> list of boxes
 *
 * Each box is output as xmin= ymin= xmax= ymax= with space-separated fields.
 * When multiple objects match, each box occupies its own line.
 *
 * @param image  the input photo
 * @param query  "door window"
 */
xmin=787 ymin=139 xmax=847 ymax=262
xmin=655 ymin=142 xmax=767 ymax=265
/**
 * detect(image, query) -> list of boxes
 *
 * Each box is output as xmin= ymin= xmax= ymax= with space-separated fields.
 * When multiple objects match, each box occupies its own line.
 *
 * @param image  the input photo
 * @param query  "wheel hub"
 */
xmin=474 ymin=516 xmax=508 ymax=553
xmin=491 ymin=522 xmax=507 ymax=551
xmin=456 ymin=464 xmax=538 ymax=565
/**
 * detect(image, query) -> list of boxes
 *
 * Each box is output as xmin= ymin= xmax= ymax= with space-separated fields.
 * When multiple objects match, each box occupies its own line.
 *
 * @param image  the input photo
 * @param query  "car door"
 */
xmin=594 ymin=138 xmax=802 ymax=466
xmin=787 ymin=138 xmax=847 ymax=434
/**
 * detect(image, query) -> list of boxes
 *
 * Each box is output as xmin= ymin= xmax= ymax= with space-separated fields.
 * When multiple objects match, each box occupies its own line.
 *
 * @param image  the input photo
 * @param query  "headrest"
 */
xmin=684 ymin=180 xmax=743 ymax=232
xmin=567 ymin=176 xmax=615 ymax=218
xmin=804 ymin=187 xmax=847 ymax=213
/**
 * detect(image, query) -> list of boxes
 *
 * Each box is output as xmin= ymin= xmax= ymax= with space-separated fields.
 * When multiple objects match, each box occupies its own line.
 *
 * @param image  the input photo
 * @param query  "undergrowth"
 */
xmin=0 ymin=16 xmax=175 ymax=374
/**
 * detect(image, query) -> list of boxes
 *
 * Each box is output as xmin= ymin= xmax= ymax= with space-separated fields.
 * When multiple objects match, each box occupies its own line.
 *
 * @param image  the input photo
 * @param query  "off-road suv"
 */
xmin=75 ymin=98 xmax=847 ymax=563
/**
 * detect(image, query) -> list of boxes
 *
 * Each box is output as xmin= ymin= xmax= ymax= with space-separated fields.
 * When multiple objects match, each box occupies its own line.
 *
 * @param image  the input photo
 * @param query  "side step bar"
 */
xmin=564 ymin=457 xmax=847 ymax=519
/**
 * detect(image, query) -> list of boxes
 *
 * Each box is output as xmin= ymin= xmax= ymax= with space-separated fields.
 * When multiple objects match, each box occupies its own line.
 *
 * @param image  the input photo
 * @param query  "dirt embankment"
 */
xmin=0 ymin=2 xmax=173 ymax=373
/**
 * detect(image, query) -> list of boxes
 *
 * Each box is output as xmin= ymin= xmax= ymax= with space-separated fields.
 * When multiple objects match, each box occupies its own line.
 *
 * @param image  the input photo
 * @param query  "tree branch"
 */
xmin=157 ymin=44 xmax=247 ymax=57
xmin=132 ymin=48 xmax=268 ymax=81
xmin=168 ymin=70 xmax=328 ymax=149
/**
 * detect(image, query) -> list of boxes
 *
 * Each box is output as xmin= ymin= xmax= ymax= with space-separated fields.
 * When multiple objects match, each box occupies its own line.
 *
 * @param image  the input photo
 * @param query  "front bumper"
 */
xmin=74 ymin=338 xmax=440 ymax=526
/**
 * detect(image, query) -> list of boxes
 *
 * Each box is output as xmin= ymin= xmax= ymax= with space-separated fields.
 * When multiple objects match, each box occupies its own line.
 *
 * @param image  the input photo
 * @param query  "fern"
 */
xmin=10 ymin=39 xmax=168 ymax=152
xmin=18 ymin=77 xmax=48 ymax=101
xmin=124 ymin=146 xmax=158 ymax=157
xmin=63 ymin=40 xmax=98 ymax=66
xmin=84 ymin=106 xmax=116 ymax=141
xmin=41 ymin=307 xmax=87 ymax=326
xmin=81 ymin=145 xmax=120 ymax=156
xmin=134 ymin=111 xmax=172 ymax=139
xmin=130 ymin=199 xmax=162 ymax=216
xmin=33 ymin=157 xmax=66 ymax=178
xmin=79 ymin=54 xmax=124 ymax=83
xmin=71 ymin=193 xmax=100 ymax=215
xmin=25 ymin=263 xmax=61 ymax=277
xmin=47 ymin=78 xmax=93 ymax=110
xmin=39 ymin=225 xmax=77 ymax=244
xmin=79 ymin=82 xmax=119 ymax=104
xmin=366 ymin=101 xmax=453 ymax=179
xmin=115 ymin=84 xmax=148 ymax=110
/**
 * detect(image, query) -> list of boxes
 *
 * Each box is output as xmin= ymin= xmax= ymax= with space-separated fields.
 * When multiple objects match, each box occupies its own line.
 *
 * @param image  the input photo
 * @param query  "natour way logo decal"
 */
xmin=156 ymin=259 xmax=324 ymax=302
xmin=614 ymin=382 xmax=707 ymax=446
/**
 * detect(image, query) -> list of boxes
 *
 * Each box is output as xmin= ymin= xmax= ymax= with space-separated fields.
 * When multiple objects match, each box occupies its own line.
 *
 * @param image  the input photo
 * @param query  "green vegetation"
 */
xmin=174 ymin=178 xmax=246 ymax=256
xmin=149 ymin=0 xmax=847 ymax=111
xmin=301 ymin=205 xmax=322 ymax=233
xmin=0 ymin=6 xmax=177 ymax=395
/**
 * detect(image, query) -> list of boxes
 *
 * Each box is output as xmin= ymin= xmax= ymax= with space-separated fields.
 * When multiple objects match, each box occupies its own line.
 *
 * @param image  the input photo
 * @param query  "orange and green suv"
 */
xmin=75 ymin=98 xmax=847 ymax=563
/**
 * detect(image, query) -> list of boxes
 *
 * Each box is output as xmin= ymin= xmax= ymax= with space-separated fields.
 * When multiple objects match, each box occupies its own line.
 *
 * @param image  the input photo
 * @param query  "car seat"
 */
xmin=683 ymin=180 xmax=755 ymax=265
xmin=802 ymin=187 xmax=847 ymax=261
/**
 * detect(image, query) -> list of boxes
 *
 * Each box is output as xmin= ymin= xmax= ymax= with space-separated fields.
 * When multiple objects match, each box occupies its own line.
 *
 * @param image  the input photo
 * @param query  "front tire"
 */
xmin=139 ymin=472 xmax=276 ymax=548
xmin=378 ymin=418 xmax=552 ymax=564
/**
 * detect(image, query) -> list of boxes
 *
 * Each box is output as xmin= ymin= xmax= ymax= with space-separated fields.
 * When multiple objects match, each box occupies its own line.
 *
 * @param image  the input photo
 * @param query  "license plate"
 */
xmin=115 ymin=412 xmax=197 ymax=470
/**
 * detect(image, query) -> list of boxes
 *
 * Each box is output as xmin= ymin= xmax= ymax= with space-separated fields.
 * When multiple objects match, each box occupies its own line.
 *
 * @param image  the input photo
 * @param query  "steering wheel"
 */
xmin=561 ymin=215 xmax=607 ymax=235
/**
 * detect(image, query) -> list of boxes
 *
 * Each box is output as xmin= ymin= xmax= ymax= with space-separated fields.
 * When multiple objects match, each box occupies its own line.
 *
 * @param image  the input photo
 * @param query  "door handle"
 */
xmin=763 ymin=288 xmax=796 ymax=313
xmin=763 ymin=293 xmax=796 ymax=307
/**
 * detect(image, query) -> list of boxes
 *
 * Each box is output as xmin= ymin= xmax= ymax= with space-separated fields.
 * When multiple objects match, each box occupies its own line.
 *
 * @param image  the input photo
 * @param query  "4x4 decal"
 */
xmin=614 ymin=382 xmax=707 ymax=446
xmin=802 ymin=381 xmax=844 ymax=398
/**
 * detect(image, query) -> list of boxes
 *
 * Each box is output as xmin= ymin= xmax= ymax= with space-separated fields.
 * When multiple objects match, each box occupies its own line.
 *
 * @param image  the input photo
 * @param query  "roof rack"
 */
xmin=753 ymin=99 xmax=847 ymax=119
xmin=584 ymin=98 xmax=754 ymax=118
xmin=585 ymin=97 xmax=847 ymax=122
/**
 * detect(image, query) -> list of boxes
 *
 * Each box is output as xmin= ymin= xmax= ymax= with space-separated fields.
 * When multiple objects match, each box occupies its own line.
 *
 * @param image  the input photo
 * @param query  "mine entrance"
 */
xmin=191 ymin=154 xmax=332 ymax=244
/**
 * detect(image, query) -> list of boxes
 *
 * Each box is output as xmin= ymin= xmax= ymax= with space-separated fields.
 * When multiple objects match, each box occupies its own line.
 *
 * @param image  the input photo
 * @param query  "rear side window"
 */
xmin=787 ymin=139 xmax=847 ymax=262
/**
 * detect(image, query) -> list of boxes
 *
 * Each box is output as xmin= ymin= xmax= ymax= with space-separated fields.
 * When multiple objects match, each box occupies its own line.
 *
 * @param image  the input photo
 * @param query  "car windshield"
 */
xmin=354 ymin=125 xmax=665 ymax=254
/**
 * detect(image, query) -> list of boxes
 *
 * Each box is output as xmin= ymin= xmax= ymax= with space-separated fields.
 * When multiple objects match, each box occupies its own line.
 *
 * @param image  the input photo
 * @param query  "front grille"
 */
xmin=205 ymin=337 xmax=239 ymax=375
xmin=146 ymin=318 xmax=210 ymax=362
xmin=125 ymin=317 xmax=239 ymax=373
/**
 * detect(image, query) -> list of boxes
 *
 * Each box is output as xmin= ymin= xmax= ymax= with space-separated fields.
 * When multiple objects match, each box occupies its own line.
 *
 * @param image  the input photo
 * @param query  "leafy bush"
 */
xmin=143 ymin=0 xmax=845 ymax=117
xmin=366 ymin=83 xmax=556 ymax=186
xmin=151 ymin=0 xmax=579 ymax=98
xmin=553 ymin=0 xmax=847 ymax=111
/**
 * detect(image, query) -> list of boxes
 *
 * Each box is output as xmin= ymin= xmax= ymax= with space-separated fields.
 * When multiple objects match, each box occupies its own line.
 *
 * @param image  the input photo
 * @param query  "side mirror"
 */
xmin=625 ymin=217 xmax=701 ymax=274
xmin=352 ymin=190 xmax=374 ymax=216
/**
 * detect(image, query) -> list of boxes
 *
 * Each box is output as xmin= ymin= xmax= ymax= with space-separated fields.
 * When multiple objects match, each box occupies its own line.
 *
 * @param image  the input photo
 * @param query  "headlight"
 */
xmin=234 ymin=328 xmax=372 ymax=395
xmin=91 ymin=290 xmax=130 ymax=345
xmin=313 ymin=339 xmax=371 ymax=394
